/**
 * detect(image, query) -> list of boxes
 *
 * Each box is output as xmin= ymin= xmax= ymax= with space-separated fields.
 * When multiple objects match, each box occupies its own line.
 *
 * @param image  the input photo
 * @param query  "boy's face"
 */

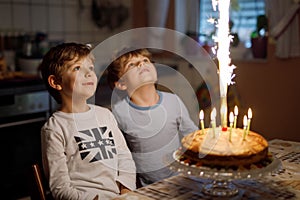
xmin=117 ymin=55 xmax=157 ymax=92
xmin=59 ymin=56 xmax=97 ymax=102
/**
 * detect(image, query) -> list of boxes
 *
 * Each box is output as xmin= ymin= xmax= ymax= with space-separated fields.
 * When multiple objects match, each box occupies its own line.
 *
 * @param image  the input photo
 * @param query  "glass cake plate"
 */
xmin=167 ymin=149 xmax=282 ymax=197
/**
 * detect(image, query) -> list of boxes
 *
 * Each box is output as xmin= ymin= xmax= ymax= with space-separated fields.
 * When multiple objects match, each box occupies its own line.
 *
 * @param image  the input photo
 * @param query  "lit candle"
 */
xmin=233 ymin=105 xmax=238 ymax=129
xmin=199 ymin=110 xmax=205 ymax=135
xmin=243 ymin=115 xmax=248 ymax=140
xmin=229 ymin=112 xmax=234 ymax=142
xmin=211 ymin=108 xmax=217 ymax=138
xmin=246 ymin=108 xmax=252 ymax=135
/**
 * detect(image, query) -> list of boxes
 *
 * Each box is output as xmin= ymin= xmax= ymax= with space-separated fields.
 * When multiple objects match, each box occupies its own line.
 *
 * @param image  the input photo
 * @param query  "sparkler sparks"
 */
xmin=211 ymin=0 xmax=236 ymax=127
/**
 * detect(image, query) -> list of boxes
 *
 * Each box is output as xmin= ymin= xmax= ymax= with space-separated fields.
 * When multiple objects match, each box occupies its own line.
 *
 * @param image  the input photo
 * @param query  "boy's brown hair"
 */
xmin=39 ymin=42 xmax=94 ymax=104
xmin=107 ymin=48 xmax=152 ymax=90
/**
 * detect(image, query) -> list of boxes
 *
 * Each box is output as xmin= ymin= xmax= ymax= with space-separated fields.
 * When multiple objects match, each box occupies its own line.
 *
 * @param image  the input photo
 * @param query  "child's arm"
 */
xmin=176 ymin=95 xmax=198 ymax=135
xmin=108 ymin=111 xmax=137 ymax=191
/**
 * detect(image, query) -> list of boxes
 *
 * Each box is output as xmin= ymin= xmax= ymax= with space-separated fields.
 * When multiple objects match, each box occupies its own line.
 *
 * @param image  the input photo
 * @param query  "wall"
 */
xmin=0 ymin=0 xmax=132 ymax=44
xmin=131 ymin=0 xmax=174 ymax=29
xmin=233 ymin=44 xmax=300 ymax=142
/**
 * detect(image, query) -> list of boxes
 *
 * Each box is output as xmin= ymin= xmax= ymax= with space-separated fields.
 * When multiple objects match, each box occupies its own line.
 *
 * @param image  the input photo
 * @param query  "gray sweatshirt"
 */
xmin=41 ymin=105 xmax=136 ymax=200
xmin=112 ymin=91 xmax=198 ymax=186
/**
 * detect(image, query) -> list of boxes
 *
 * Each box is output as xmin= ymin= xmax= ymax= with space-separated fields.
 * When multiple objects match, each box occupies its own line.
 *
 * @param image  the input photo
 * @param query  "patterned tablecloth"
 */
xmin=114 ymin=139 xmax=300 ymax=200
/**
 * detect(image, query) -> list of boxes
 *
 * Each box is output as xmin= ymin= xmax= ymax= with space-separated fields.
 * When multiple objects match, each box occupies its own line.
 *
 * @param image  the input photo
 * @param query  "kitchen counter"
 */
xmin=0 ymin=73 xmax=51 ymax=123
xmin=0 ymin=74 xmax=45 ymax=96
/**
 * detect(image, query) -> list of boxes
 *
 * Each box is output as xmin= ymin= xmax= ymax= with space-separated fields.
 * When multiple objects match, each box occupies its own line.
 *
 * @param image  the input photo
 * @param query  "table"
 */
xmin=114 ymin=139 xmax=300 ymax=200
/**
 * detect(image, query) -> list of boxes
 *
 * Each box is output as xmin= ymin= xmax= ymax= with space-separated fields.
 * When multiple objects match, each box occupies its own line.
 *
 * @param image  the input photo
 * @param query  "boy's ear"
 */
xmin=48 ymin=75 xmax=62 ymax=90
xmin=115 ymin=80 xmax=127 ymax=91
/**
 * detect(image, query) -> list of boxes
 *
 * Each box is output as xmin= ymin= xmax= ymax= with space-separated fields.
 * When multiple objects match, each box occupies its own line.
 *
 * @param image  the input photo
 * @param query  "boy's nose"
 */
xmin=84 ymin=69 xmax=92 ymax=77
xmin=85 ymin=73 xmax=91 ymax=77
xmin=137 ymin=61 xmax=144 ymax=68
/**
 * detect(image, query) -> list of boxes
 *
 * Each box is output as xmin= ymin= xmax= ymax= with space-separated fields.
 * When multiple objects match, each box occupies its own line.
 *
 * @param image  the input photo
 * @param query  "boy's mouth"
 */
xmin=83 ymin=82 xmax=94 ymax=86
xmin=139 ymin=68 xmax=150 ymax=75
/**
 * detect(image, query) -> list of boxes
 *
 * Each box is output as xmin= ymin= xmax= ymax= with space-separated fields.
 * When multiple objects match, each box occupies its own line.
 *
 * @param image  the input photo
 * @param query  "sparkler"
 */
xmin=210 ymin=0 xmax=236 ymax=127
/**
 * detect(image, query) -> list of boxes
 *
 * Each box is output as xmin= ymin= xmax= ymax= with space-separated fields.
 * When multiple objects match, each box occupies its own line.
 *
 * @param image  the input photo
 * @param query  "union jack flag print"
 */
xmin=74 ymin=126 xmax=116 ymax=162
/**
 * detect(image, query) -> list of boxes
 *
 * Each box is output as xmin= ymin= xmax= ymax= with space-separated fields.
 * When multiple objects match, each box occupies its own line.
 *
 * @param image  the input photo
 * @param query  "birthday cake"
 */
xmin=179 ymin=127 xmax=269 ymax=168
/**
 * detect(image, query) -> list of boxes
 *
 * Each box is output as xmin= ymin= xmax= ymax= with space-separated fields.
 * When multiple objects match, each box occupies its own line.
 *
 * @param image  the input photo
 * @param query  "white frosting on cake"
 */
xmin=182 ymin=127 xmax=268 ymax=157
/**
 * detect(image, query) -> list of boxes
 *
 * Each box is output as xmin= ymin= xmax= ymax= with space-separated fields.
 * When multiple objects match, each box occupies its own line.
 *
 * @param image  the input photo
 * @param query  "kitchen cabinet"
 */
xmin=0 ymin=75 xmax=51 ymax=199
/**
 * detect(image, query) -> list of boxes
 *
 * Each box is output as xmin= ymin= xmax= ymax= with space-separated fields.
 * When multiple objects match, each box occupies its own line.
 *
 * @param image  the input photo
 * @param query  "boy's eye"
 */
xmin=128 ymin=63 xmax=135 ymax=68
xmin=143 ymin=58 xmax=149 ymax=62
xmin=129 ymin=63 xmax=135 ymax=67
xmin=73 ymin=66 xmax=80 ymax=71
xmin=89 ymin=66 xmax=95 ymax=71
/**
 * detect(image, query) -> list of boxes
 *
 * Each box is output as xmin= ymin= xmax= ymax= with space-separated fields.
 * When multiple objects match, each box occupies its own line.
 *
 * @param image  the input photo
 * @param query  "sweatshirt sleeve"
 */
xmin=108 ymin=111 xmax=137 ymax=191
xmin=176 ymin=95 xmax=198 ymax=136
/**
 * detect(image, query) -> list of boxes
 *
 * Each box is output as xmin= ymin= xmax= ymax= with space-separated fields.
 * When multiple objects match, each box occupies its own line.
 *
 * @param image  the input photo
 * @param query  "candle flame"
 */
xmin=199 ymin=110 xmax=204 ymax=120
xmin=234 ymin=105 xmax=238 ymax=116
xmin=211 ymin=108 xmax=217 ymax=120
xmin=243 ymin=115 xmax=248 ymax=127
xmin=229 ymin=112 xmax=234 ymax=123
xmin=248 ymin=108 xmax=252 ymax=119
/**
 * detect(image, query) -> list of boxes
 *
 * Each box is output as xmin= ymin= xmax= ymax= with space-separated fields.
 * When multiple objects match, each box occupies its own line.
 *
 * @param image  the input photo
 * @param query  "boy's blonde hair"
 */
xmin=39 ymin=43 xmax=94 ymax=104
xmin=107 ymin=48 xmax=152 ymax=89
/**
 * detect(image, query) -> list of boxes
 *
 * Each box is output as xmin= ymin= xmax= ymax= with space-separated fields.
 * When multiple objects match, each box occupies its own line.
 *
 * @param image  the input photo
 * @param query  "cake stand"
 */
xmin=168 ymin=150 xmax=282 ymax=197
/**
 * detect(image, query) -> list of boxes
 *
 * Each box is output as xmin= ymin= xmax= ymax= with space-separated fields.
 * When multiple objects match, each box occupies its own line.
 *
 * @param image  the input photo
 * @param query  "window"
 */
xmin=199 ymin=0 xmax=266 ymax=48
